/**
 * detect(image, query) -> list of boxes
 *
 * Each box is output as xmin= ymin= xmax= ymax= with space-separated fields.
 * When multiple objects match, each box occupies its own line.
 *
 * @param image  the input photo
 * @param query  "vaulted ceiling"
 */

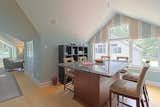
xmin=16 ymin=0 xmax=160 ymax=41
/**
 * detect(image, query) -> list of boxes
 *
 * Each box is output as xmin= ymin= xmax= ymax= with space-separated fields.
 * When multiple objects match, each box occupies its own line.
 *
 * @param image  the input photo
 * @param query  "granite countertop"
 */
xmin=58 ymin=60 xmax=128 ymax=77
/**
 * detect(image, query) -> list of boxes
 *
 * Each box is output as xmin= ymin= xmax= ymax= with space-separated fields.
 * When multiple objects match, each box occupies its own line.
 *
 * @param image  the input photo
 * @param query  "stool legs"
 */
xmin=141 ymin=98 xmax=145 ymax=107
xmin=64 ymin=75 xmax=66 ymax=90
xmin=136 ymin=98 xmax=140 ymax=107
xmin=117 ymin=95 xmax=119 ymax=107
xmin=143 ymin=85 xmax=149 ymax=107
xmin=109 ymin=91 xmax=112 ymax=107
xmin=109 ymin=91 xmax=146 ymax=107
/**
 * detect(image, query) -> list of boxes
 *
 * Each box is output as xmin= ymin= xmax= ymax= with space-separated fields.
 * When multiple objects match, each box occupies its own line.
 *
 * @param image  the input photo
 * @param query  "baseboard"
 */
xmin=32 ymin=77 xmax=40 ymax=86
xmin=146 ymin=80 xmax=160 ymax=87
xmin=39 ymin=81 xmax=52 ymax=87
xmin=24 ymin=71 xmax=41 ymax=86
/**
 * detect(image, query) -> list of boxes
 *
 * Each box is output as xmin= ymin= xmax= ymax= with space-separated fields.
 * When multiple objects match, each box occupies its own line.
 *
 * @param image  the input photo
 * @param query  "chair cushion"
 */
xmin=122 ymin=73 xmax=139 ymax=82
xmin=110 ymin=79 xmax=138 ymax=98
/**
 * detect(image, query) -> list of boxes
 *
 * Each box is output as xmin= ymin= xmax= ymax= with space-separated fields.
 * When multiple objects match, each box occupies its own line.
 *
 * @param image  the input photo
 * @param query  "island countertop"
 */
xmin=58 ymin=60 xmax=128 ymax=77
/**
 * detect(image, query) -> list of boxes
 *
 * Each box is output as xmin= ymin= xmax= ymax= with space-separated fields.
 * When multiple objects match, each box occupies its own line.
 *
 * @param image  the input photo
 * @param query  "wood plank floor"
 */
xmin=0 ymin=72 xmax=159 ymax=107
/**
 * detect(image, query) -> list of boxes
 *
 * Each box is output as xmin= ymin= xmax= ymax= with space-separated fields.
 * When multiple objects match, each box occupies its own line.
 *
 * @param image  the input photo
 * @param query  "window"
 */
xmin=93 ymin=25 xmax=129 ymax=60
xmin=132 ymin=38 xmax=160 ymax=68
xmin=109 ymin=24 xmax=129 ymax=60
xmin=93 ymin=23 xmax=160 ymax=72
xmin=0 ymin=40 xmax=16 ymax=68
xmin=109 ymin=24 xmax=129 ymax=39
xmin=96 ymin=44 xmax=105 ymax=54
xmin=112 ymin=46 xmax=121 ymax=54
xmin=110 ymin=40 xmax=129 ymax=60
xmin=94 ymin=43 xmax=108 ymax=59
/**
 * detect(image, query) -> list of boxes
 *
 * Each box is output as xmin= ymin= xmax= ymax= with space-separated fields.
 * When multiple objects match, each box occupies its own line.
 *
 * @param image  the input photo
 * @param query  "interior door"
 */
xmin=26 ymin=40 xmax=34 ymax=78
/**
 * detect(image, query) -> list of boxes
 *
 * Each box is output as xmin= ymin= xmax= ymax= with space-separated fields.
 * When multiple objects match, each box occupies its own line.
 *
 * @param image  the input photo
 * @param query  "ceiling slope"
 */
xmin=16 ymin=0 xmax=160 ymax=41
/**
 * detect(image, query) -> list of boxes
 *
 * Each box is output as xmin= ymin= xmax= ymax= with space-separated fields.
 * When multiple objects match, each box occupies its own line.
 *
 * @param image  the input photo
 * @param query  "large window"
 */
xmin=132 ymin=38 xmax=160 ymax=67
xmin=93 ymin=24 xmax=160 ymax=71
xmin=94 ymin=25 xmax=129 ymax=60
xmin=0 ymin=40 xmax=16 ymax=68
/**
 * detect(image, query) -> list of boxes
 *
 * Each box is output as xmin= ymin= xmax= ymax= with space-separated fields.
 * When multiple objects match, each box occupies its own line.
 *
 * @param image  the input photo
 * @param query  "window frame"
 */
xmin=93 ymin=24 xmax=160 ymax=72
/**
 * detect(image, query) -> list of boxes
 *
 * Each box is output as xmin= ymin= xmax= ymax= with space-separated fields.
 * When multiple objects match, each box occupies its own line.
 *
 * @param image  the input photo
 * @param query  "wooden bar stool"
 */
xmin=109 ymin=65 xmax=150 ymax=107
xmin=63 ymin=57 xmax=75 ymax=92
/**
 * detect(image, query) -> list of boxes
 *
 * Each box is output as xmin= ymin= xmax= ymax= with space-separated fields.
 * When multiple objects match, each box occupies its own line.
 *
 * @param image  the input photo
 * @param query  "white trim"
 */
xmin=24 ymin=71 xmax=55 ymax=87
xmin=146 ymin=80 xmax=160 ymax=87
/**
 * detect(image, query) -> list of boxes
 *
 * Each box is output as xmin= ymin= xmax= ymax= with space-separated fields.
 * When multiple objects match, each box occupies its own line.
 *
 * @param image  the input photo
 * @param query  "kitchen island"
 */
xmin=59 ymin=60 xmax=128 ymax=107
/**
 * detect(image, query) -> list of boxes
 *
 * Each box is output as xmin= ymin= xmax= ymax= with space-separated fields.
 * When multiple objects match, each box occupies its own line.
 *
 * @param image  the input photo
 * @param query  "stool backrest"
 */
xmin=78 ymin=56 xmax=87 ymax=63
xmin=137 ymin=64 xmax=150 ymax=96
xmin=64 ymin=57 xmax=75 ymax=75
xmin=64 ymin=57 xmax=74 ymax=64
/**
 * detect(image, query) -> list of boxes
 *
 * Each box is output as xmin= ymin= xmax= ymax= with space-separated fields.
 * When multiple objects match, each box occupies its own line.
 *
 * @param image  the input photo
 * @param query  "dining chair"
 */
xmin=63 ymin=57 xmax=75 ymax=92
xmin=109 ymin=65 xmax=150 ymax=107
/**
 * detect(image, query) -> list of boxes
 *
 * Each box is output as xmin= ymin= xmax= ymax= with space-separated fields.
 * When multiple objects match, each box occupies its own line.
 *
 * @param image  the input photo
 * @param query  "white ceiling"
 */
xmin=16 ymin=0 xmax=160 ymax=41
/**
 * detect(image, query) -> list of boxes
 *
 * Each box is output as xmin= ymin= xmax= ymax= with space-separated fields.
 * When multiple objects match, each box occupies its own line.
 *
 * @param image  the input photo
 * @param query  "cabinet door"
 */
xmin=88 ymin=73 xmax=100 ymax=107
xmin=74 ymin=71 xmax=89 ymax=101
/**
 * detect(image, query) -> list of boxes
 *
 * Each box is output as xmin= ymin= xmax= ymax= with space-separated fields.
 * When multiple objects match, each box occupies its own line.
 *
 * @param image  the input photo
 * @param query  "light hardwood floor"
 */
xmin=0 ymin=72 xmax=159 ymax=107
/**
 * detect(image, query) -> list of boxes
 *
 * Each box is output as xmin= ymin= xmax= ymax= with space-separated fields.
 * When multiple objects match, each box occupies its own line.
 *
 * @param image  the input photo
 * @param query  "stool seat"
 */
xmin=123 ymin=73 xmax=139 ymax=82
xmin=110 ymin=79 xmax=138 ymax=98
xmin=119 ymin=68 xmax=128 ymax=73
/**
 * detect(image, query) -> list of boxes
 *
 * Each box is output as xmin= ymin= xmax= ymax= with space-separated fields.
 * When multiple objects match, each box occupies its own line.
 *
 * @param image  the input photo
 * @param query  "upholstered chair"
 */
xmin=122 ymin=62 xmax=150 ymax=107
xmin=110 ymin=65 xmax=150 ymax=107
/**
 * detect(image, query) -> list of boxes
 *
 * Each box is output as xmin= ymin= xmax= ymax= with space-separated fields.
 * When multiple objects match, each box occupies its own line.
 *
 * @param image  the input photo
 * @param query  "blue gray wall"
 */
xmin=0 ymin=0 xmax=41 ymax=82
xmin=39 ymin=32 xmax=82 ymax=83
xmin=0 ymin=0 xmax=81 ymax=84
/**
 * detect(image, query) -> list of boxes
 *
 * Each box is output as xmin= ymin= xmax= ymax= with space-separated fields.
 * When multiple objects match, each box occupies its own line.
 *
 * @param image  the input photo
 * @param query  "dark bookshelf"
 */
xmin=58 ymin=45 xmax=88 ymax=84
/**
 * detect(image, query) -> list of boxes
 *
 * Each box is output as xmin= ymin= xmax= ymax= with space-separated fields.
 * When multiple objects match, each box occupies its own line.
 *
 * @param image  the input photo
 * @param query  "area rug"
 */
xmin=0 ymin=72 xmax=22 ymax=102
